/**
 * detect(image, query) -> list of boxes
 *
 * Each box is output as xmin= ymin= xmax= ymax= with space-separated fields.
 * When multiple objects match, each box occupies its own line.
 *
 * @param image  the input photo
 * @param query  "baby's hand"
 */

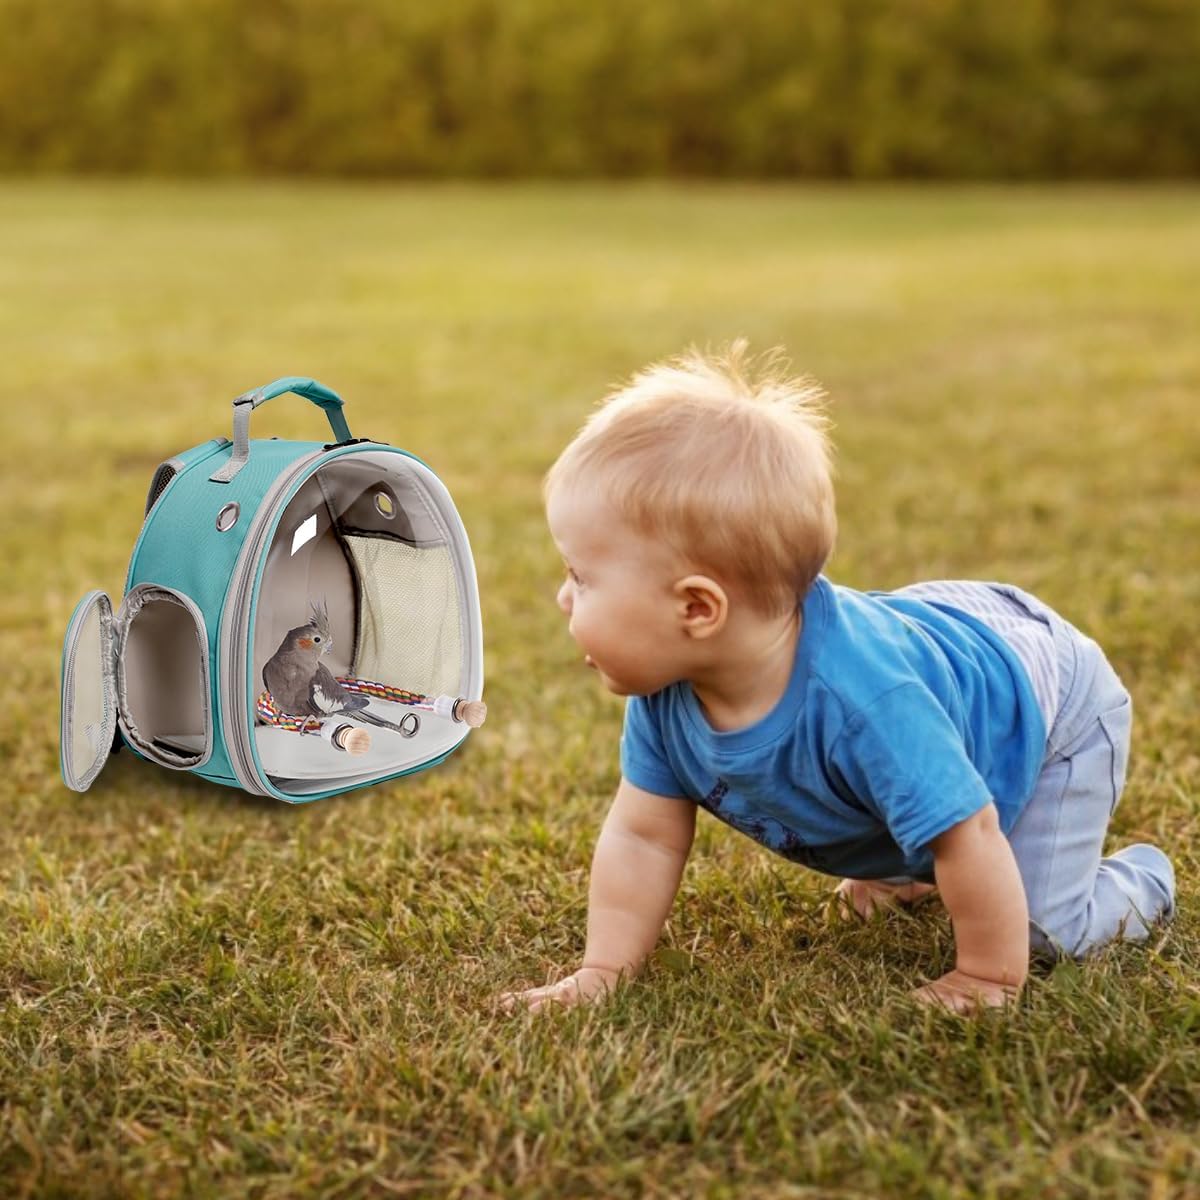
xmin=832 ymin=877 xmax=938 ymax=921
xmin=912 ymin=968 xmax=1021 ymax=1015
xmin=498 ymin=966 xmax=621 ymax=1013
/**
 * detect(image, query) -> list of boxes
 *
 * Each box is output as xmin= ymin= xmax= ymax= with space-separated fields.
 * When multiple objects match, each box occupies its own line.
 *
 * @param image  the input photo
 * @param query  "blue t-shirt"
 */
xmin=620 ymin=576 xmax=1049 ymax=881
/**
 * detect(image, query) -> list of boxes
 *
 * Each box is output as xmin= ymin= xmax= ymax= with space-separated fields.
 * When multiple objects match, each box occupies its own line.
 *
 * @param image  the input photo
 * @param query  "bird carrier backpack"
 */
xmin=59 ymin=377 xmax=486 ymax=802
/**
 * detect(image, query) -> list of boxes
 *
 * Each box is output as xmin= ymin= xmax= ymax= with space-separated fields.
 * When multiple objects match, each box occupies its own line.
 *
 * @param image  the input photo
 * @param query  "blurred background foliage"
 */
xmin=1 ymin=0 xmax=1198 ymax=178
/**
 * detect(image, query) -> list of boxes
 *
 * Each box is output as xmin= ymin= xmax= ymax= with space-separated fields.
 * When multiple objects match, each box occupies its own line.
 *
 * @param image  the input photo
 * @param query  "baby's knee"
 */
xmin=1028 ymin=846 xmax=1175 ymax=962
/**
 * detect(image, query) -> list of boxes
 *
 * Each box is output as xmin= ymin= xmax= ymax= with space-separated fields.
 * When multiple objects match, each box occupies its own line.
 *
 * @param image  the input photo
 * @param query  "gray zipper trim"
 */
xmin=115 ymin=584 xmax=214 ymax=770
xmin=60 ymin=591 xmax=117 ymax=793
xmin=219 ymin=449 xmax=327 ymax=795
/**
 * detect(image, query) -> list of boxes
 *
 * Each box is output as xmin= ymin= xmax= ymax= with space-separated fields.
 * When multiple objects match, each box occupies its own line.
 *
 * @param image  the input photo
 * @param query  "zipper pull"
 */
xmin=323 ymin=436 xmax=386 ymax=451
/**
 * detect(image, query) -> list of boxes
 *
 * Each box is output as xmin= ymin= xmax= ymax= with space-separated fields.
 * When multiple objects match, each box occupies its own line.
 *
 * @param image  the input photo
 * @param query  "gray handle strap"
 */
xmin=210 ymin=377 xmax=352 ymax=484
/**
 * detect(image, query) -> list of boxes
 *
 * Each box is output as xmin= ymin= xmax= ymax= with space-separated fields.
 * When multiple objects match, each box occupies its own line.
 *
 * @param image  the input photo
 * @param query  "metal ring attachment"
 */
xmin=216 ymin=502 xmax=240 ymax=532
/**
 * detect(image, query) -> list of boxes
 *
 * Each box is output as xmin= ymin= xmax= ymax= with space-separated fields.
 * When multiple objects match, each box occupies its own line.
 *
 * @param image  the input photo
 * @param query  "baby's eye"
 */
xmin=566 ymin=567 xmax=582 ymax=585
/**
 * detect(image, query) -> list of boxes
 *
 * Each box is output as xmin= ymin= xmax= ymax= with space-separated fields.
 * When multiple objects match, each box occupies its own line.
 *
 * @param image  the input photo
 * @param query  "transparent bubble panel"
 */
xmin=252 ymin=451 xmax=476 ymax=796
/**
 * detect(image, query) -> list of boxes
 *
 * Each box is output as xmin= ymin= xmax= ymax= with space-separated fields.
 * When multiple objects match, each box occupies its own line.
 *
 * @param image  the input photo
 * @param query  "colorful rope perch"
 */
xmin=255 ymin=691 xmax=325 ymax=735
xmin=254 ymin=675 xmax=487 ymax=756
xmin=340 ymin=678 xmax=424 ymax=706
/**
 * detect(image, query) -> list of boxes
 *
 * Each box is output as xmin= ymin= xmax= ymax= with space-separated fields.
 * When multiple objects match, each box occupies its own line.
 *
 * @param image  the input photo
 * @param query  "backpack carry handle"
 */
xmin=209 ymin=376 xmax=353 ymax=483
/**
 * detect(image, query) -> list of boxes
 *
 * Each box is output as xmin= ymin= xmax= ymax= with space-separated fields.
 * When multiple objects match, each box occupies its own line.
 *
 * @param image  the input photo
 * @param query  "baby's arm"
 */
xmin=502 ymin=777 xmax=696 ymax=1011
xmin=916 ymin=802 xmax=1029 ymax=1012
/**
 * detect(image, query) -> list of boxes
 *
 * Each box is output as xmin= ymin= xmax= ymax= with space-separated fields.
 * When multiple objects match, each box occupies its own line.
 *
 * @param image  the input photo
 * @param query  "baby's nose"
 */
xmin=556 ymin=579 xmax=572 ymax=615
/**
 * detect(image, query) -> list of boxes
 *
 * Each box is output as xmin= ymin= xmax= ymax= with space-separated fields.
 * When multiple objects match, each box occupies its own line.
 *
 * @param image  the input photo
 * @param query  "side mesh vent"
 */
xmin=144 ymin=459 xmax=183 ymax=516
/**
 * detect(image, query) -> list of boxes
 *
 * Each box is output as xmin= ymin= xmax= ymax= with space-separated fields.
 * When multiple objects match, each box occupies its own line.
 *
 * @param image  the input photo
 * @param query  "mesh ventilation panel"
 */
xmin=144 ymin=460 xmax=180 ymax=515
xmin=345 ymin=536 xmax=463 ymax=698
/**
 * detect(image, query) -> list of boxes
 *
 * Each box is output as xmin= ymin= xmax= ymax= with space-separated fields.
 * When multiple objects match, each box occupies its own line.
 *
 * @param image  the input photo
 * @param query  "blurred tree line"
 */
xmin=1 ymin=0 xmax=1197 ymax=177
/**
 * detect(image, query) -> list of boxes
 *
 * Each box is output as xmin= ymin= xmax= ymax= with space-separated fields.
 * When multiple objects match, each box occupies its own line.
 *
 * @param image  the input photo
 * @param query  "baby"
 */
xmin=503 ymin=345 xmax=1175 ymax=1014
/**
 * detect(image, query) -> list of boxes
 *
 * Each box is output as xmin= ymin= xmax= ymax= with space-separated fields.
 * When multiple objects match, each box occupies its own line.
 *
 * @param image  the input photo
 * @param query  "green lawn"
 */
xmin=1 ymin=182 xmax=1198 ymax=1199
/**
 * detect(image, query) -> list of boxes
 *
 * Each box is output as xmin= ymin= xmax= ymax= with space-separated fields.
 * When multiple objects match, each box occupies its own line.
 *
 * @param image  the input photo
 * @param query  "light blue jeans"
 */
xmin=885 ymin=604 xmax=1175 ymax=960
xmin=1008 ymin=605 xmax=1175 ymax=960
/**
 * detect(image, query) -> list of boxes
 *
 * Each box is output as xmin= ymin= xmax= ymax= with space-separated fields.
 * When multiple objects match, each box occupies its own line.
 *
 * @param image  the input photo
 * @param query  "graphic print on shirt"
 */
xmin=700 ymin=778 xmax=826 ymax=869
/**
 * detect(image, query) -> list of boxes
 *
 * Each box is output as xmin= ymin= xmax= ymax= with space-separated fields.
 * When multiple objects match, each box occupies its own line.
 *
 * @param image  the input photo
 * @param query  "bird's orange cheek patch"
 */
xmin=298 ymin=638 xmax=314 ymax=650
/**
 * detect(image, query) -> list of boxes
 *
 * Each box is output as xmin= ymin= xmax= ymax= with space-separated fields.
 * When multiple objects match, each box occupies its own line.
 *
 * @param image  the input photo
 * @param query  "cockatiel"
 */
xmin=261 ymin=600 xmax=416 ymax=736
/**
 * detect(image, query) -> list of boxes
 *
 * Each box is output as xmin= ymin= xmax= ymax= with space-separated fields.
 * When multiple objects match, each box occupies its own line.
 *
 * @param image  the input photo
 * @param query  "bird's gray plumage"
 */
xmin=263 ymin=600 xmax=369 ymax=719
xmin=262 ymin=599 xmax=418 ymax=737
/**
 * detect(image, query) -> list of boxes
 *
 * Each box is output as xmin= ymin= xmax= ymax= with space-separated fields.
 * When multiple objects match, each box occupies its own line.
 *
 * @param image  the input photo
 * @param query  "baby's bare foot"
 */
xmin=832 ymin=878 xmax=938 ymax=921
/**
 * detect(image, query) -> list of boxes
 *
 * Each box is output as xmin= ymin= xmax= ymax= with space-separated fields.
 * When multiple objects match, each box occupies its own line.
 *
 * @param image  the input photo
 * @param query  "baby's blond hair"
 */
xmin=545 ymin=342 xmax=836 ymax=615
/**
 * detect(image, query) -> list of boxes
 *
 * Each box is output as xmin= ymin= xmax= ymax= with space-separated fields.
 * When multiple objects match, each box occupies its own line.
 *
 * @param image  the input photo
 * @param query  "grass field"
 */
xmin=1 ymin=182 xmax=1198 ymax=1199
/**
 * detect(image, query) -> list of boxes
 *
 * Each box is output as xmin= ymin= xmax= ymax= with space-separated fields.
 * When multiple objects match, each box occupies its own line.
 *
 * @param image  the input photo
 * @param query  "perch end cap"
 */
xmin=338 ymin=727 xmax=372 ymax=755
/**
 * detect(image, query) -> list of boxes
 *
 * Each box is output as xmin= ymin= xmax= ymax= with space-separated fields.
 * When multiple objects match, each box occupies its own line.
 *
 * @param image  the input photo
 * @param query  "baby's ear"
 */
xmin=674 ymin=575 xmax=728 ymax=639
